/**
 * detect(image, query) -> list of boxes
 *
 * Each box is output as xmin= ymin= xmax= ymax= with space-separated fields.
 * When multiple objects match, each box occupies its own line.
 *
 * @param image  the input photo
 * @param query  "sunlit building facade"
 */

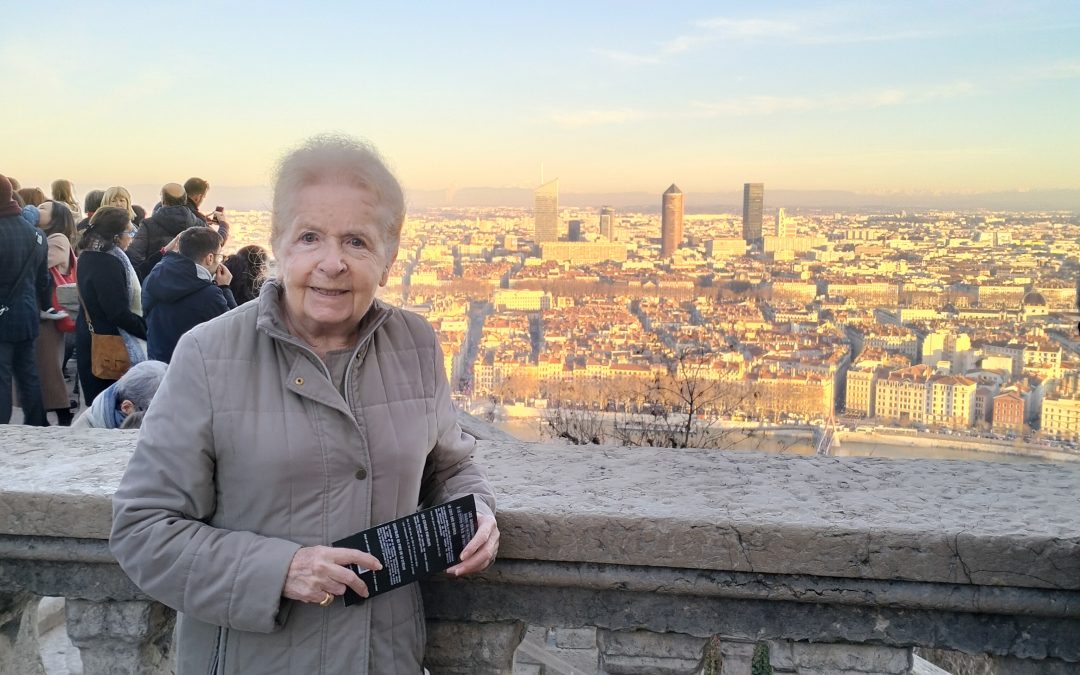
xmin=534 ymin=179 xmax=559 ymax=242
xmin=661 ymin=184 xmax=684 ymax=258
xmin=742 ymin=182 xmax=764 ymax=244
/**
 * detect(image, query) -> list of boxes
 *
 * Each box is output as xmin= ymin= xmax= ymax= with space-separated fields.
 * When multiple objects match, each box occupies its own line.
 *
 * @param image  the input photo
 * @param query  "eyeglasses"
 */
xmin=123 ymin=229 xmax=137 ymax=236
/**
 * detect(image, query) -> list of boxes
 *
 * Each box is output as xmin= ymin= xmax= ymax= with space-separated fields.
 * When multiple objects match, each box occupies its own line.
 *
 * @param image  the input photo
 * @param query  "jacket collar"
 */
xmin=255 ymin=279 xmax=394 ymax=355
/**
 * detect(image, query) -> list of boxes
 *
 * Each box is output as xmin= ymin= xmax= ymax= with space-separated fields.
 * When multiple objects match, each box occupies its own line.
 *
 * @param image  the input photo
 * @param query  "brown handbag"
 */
xmin=90 ymin=333 xmax=131 ymax=380
xmin=77 ymin=284 xmax=132 ymax=380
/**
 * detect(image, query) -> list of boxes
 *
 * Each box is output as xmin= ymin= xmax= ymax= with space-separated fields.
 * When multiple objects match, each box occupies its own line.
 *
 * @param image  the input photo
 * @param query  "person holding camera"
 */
xmin=183 ymin=176 xmax=230 ymax=245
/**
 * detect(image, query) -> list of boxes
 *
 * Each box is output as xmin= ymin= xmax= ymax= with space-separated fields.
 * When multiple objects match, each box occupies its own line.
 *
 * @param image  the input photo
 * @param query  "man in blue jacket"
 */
xmin=143 ymin=226 xmax=237 ymax=363
xmin=0 ymin=174 xmax=49 ymax=425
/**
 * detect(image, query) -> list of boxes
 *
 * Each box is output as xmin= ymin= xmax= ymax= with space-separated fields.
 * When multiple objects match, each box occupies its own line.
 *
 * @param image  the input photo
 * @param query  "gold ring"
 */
xmin=319 ymin=592 xmax=334 ymax=607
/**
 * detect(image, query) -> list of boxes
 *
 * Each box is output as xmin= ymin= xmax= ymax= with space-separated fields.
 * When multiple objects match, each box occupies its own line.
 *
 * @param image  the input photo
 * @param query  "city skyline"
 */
xmin=4 ymin=2 xmax=1080 ymax=196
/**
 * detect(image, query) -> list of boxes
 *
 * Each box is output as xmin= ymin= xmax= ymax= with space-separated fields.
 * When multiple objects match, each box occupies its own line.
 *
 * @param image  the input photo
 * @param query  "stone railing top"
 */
xmin=2 ymin=426 xmax=1078 ymax=592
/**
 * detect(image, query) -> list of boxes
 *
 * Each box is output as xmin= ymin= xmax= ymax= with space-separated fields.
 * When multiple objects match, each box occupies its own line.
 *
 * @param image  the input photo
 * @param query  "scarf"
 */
xmin=106 ymin=247 xmax=147 ymax=366
xmin=80 ymin=382 xmax=126 ymax=429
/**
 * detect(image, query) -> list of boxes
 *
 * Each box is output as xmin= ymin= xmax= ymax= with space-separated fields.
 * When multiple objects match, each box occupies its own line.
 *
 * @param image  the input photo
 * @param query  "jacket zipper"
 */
xmin=209 ymin=626 xmax=229 ymax=674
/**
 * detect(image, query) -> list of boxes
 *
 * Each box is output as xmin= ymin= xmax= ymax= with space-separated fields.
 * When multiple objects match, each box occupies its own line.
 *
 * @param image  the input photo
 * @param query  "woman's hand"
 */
xmin=447 ymin=512 xmax=500 ymax=577
xmin=282 ymin=546 xmax=383 ymax=604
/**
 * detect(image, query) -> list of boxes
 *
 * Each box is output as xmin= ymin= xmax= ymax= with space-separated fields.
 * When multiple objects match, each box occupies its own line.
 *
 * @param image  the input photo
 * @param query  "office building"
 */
xmin=541 ymin=242 xmax=628 ymax=264
xmin=534 ymin=179 xmax=559 ymax=242
xmin=567 ymin=219 xmax=582 ymax=242
xmin=661 ymin=184 xmax=684 ymax=258
xmin=743 ymin=182 xmax=764 ymax=244
xmin=599 ymin=206 xmax=615 ymax=240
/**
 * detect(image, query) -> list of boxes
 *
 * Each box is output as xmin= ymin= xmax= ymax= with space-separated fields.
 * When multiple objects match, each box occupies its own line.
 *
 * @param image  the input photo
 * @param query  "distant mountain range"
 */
xmin=125 ymin=185 xmax=1079 ymax=214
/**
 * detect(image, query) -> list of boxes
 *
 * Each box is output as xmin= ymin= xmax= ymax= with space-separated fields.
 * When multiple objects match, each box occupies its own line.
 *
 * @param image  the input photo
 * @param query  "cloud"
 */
xmin=543 ymin=78 xmax=982 ymax=129
xmin=692 ymin=17 xmax=800 ymax=40
xmin=590 ymin=48 xmax=662 ymax=66
xmin=1025 ymin=60 xmax=1080 ymax=80
xmin=547 ymin=109 xmax=655 ymax=129
xmin=688 ymin=81 xmax=976 ymax=117
xmin=593 ymin=8 xmax=959 ymax=65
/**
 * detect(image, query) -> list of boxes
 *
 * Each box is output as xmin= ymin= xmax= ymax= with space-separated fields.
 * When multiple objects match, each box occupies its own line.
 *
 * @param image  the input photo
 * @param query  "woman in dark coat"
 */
xmin=223 ymin=244 xmax=268 ymax=305
xmin=75 ymin=207 xmax=147 ymax=404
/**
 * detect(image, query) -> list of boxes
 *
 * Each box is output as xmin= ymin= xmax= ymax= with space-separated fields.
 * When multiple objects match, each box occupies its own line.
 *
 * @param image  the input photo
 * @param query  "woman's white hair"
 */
xmin=271 ymin=134 xmax=405 ymax=257
xmin=115 ymin=360 xmax=168 ymax=411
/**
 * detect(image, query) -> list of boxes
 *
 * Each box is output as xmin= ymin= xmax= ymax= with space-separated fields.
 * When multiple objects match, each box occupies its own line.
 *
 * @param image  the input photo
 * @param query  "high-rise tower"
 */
xmin=776 ymin=207 xmax=788 ymax=238
xmin=742 ymin=183 xmax=764 ymax=244
xmin=661 ymin=184 xmax=684 ymax=258
xmin=599 ymin=206 xmax=615 ymax=240
xmin=534 ymin=179 xmax=559 ymax=242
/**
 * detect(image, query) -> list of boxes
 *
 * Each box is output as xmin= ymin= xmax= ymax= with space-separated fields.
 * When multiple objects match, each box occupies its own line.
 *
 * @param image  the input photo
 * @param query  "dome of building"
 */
xmin=1022 ymin=291 xmax=1047 ymax=306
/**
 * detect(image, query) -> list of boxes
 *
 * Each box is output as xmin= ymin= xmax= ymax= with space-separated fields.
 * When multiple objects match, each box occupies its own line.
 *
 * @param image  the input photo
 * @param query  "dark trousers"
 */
xmin=0 ymin=339 xmax=47 ymax=425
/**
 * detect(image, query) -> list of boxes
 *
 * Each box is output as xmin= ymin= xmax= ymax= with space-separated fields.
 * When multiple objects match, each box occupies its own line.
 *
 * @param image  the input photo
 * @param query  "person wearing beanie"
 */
xmin=0 ymin=173 xmax=50 ymax=425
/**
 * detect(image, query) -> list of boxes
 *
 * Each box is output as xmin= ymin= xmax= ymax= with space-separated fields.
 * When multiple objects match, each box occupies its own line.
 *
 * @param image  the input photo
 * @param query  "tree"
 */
xmin=610 ymin=347 xmax=753 ymax=449
xmin=541 ymin=346 xmax=761 ymax=450
xmin=543 ymin=405 xmax=607 ymax=445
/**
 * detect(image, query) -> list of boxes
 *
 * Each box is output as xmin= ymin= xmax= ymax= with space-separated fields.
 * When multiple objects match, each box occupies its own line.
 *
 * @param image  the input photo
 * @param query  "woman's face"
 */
xmin=117 ymin=224 xmax=136 ymax=251
xmin=37 ymin=201 xmax=53 ymax=229
xmin=276 ymin=183 xmax=396 ymax=344
xmin=111 ymin=195 xmax=130 ymax=211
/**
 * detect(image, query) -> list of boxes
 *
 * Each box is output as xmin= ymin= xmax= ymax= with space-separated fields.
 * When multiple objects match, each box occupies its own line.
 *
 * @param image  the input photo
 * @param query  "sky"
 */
xmin=4 ymin=1 xmax=1080 ymax=200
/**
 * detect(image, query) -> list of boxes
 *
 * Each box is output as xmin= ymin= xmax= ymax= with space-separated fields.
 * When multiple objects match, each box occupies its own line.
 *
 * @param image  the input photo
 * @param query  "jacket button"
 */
xmin=295 ymin=377 xmax=304 ymax=386
xmin=354 ymin=467 xmax=367 ymax=480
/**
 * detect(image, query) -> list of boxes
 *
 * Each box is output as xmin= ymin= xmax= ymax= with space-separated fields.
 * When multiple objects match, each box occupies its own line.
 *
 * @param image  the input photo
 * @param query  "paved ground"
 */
xmin=8 ymin=362 xmax=85 ymax=427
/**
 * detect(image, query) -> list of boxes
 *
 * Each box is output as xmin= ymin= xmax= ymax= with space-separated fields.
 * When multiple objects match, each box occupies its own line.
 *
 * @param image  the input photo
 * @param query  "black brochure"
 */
xmin=331 ymin=495 xmax=478 ymax=606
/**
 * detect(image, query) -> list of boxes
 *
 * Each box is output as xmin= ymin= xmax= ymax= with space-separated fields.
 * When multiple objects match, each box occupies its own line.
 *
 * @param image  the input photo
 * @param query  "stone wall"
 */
xmin=1 ymin=424 xmax=1079 ymax=674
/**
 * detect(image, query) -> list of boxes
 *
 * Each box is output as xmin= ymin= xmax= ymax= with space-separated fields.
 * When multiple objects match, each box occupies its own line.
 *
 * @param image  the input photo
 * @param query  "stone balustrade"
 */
xmin=1 ymin=423 xmax=1079 ymax=674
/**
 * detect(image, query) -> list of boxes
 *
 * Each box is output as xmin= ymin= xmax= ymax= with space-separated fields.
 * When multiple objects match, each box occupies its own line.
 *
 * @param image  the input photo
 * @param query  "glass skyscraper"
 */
xmin=534 ymin=179 xmax=560 ymax=242
xmin=743 ymin=182 xmax=764 ymax=244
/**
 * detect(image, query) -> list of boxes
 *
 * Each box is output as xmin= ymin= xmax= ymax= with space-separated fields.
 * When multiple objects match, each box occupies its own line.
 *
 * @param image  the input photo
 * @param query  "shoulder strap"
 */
xmin=75 ymin=277 xmax=97 ymax=334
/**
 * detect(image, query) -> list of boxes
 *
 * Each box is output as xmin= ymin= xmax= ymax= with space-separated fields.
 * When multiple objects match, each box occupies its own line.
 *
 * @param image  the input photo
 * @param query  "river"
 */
xmin=493 ymin=418 xmax=1066 ymax=464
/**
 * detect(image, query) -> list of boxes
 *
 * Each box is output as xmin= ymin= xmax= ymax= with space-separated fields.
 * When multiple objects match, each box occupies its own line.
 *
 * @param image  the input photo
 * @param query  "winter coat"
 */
xmin=110 ymin=280 xmax=496 ymax=674
xmin=75 ymin=245 xmax=147 ymax=405
xmin=142 ymin=252 xmax=236 ymax=363
xmin=126 ymin=205 xmax=199 ymax=275
xmin=0 ymin=213 xmax=49 ymax=343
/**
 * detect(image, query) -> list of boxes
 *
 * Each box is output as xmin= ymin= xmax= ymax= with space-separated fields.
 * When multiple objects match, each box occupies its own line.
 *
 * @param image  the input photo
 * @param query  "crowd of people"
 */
xmin=0 ymin=173 xmax=268 ymax=427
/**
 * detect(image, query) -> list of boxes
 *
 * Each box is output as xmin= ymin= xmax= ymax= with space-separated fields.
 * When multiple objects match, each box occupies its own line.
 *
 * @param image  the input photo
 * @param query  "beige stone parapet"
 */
xmin=1 ymin=425 xmax=1079 ymax=674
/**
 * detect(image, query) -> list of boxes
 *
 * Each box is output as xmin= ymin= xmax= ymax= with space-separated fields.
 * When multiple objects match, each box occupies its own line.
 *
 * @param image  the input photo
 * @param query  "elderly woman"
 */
xmin=111 ymin=135 xmax=499 ymax=674
xmin=72 ymin=359 xmax=166 ymax=428
xmin=100 ymin=185 xmax=136 ymax=221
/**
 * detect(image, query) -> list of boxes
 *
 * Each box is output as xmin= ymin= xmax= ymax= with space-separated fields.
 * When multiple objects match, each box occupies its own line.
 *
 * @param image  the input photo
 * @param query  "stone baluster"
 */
xmin=768 ymin=640 xmax=913 ymax=675
xmin=65 ymin=599 xmax=175 ymax=675
xmin=0 ymin=593 xmax=46 ymax=675
xmin=715 ymin=638 xmax=760 ymax=675
xmin=424 ymin=619 xmax=525 ymax=675
xmin=597 ymin=628 xmax=708 ymax=675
